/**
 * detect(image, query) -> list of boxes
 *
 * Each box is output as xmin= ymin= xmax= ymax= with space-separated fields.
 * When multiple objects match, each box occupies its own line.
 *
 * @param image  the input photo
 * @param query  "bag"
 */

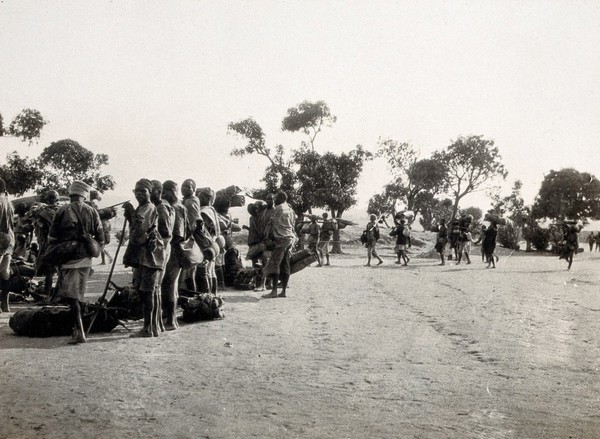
xmin=360 ymin=230 xmax=368 ymax=245
xmin=174 ymin=237 xmax=203 ymax=269
xmin=193 ymin=221 xmax=215 ymax=250
xmin=81 ymin=232 xmax=101 ymax=258
xmin=246 ymin=243 xmax=265 ymax=260
xmin=42 ymin=240 xmax=86 ymax=266
xmin=180 ymin=293 xmax=224 ymax=322
xmin=72 ymin=204 xmax=101 ymax=258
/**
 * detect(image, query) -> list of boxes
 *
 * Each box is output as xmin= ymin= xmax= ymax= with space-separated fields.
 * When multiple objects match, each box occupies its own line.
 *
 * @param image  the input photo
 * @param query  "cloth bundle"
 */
xmin=290 ymin=249 xmax=317 ymax=274
xmin=9 ymin=304 xmax=120 ymax=337
xmin=233 ymin=267 xmax=259 ymax=290
xmin=215 ymin=185 xmax=245 ymax=208
xmin=180 ymin=293 xmax=224 ymax=322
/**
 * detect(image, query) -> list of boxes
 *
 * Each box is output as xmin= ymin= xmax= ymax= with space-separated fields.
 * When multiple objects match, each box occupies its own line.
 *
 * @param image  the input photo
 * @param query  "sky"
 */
xmin=1 ymin=1 xmax=600 ymax=214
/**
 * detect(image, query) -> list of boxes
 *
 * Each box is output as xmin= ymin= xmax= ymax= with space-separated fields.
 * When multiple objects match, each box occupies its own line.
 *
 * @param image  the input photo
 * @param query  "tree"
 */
xmin=37 ymin=139 xmax=115 ymax=194
xmin=367 ymin=182 xmax=405 ymax=218
xmin=305 ymin=146 xmax=372 ymax=253
xmin=230 ymin=101 xmax=369 ymax=252
xmin=0 ymin=108 xmax=48 ymax=144
xmin=433 ymin=135 xmax=507 ymax=219
xmin=281 ymin=100 xmax=336 ymax=150
xmin=376 ymin=139 xmax=447 ymax=219
xmin=490 ymin=180 xmax=533 ymax=250
xmin=0 ymin=152 xmax=44 ymax=196
xmin=416 ymin=195 xmax=454 ymax=231
xmin=532 ymin=168 xmax=600 ymax=222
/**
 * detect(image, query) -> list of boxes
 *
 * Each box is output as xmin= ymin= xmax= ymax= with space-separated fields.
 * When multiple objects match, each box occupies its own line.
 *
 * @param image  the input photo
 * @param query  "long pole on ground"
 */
xmin=85 ymin=217 xmax=128 ymax=335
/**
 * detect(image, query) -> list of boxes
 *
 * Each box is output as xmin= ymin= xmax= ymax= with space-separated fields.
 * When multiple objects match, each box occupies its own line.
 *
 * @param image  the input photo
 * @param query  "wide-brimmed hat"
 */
xmin=69 ymin=180 xmax=92 ymax=198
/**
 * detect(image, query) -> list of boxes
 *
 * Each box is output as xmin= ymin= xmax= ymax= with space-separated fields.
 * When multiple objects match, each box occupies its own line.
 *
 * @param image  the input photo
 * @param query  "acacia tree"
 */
xmin=433 ymin=135 xmax=507 ymax=219
xmin=0 ymin=108 xmax=48 ymax=144
xmin=532 ymin=168 xmax=600 ymax=222
xmin=37 ymin=139 xmax=115 ymax=194
xmin=281 ymin=100 xmax=336 ymax=150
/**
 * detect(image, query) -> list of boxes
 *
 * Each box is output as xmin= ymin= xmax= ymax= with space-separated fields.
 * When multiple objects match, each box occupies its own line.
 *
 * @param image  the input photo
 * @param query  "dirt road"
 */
xmin=1 ymin=245 xmax=599 ymax=438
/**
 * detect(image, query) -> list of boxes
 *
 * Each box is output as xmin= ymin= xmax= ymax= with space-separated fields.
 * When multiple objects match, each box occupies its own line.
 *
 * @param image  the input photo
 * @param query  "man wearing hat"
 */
xmin=48 ymin=180 xmax=104 ymax=344
xmin=0 ymin=178 xmax=14 ymax=314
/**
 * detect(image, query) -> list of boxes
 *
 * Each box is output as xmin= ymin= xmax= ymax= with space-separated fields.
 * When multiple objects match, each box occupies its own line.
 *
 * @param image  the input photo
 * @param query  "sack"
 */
xmin=360 ymin=230 xmax=368 ymax=245
xmin=180 ymin=293 xmax=224 ymax=322
xmin=81 ymin=232 xmax=101 ymax=258
xmin=193 ymin=223 xmax=215 ymax=250
xmin=174 ymin=237 xmax=203 ymax=269
xmin=290 ymin=249 xmax=317 ymax=274
xmin=246 ymin=243 xmax=265 ymax=260
xmin=42 ymin=240 xmax=87 ymax=266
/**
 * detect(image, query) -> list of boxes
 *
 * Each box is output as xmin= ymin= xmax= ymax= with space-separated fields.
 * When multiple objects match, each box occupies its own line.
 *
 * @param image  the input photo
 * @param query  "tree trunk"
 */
xmin=330 ymin=208 xmax=344 ymax=254
xmin=451 ymin=195 xmax=461 ymax=220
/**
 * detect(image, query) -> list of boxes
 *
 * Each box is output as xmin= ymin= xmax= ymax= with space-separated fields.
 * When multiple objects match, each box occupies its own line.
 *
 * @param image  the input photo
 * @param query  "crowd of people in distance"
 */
xmin=362 ymin=210 xmax=583 ymax=272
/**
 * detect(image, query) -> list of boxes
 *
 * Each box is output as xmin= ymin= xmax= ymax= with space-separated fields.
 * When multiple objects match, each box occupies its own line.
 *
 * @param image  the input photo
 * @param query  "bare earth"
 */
xmin=1 ymin=243 xmax=599 ymax=439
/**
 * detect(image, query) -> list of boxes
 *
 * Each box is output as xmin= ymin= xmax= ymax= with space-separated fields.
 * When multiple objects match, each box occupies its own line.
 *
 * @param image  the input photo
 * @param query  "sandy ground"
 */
xmin=1 ymin=242 xmax=600 ymax=439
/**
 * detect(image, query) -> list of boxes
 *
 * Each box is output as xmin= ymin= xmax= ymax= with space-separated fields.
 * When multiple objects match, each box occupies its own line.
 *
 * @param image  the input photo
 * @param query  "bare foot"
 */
xmin=377 ymin=260 xmax=384 ymax=265
xmin=277 ymin=292 xmax=287 ymax=298
xmin=262 ymin=292 xmax=278 ymax=299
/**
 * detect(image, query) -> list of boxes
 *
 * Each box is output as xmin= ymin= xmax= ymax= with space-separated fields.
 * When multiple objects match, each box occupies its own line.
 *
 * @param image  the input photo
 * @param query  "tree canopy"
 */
xmin=37 ymin=139 xmax=115 ymax=194
xmin=371 ymin=139 xmax=447 ymax=221
xmin=281 ymin=100 xmax=337 ymax=150
xmin=0 ymin=152 xmax=44 ymax=196
xmin=0 ymin=108 xmax=48 ymax=144
xmin=433 ymin=135 xmax=507 ymax=219
xmin=532 ymin=168 xmax=600 ymax=221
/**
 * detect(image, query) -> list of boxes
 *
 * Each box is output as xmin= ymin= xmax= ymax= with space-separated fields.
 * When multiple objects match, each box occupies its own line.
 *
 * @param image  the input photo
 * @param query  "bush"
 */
xmin=497 ymin=222 xmax=520 ymax=250
xmin=523 ymin=226 xmax=551 ymax=251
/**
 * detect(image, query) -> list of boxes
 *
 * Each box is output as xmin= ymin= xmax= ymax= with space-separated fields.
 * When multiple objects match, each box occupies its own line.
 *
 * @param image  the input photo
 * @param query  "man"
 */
xmin=151 ymin=180 xmax=174 ymax=333
xmin=0 ymin=178 xmax=14 ymax=313
xmin=160 ymin=180 xmax=187 ymax=330
xmin=181 ymin=179 xmax=200 ymax=290
xmin=262 ymin=191 xmax=296 ymax=298
xmin=390 ymin=216 xmax=410 ymax=265
xmin=435 ymin=218 xmax=448 ymax=266
xmin=123 ymin=179 xmax=164 ymax=337
xmin=307 ymin=215 xmax=322 ymax=267
xmin=560 ymin=223 xmax=579 ymax=271
xmin=48 ymin=180 xmax=104 ymax=344
xmin=197 ymin=187 xmax=221 ymax=294
xmin=254 ymin=194 xmax=275 ymax=292
xmin=318 ymin=213 xmax=336 ymax=266
xmin=30 ymin=190 xmax=60 ymax=295
xmin=482 ymin=222 xmax=498 ymax=269
xmin=89 ymin=190 xmax=115 ymax=266
xmin=364 ymin=214 xmax=383 ymax=267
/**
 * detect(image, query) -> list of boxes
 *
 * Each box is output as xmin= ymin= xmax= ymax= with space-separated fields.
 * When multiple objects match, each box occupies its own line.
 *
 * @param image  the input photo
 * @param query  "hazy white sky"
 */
xmin=1 ymin=1 xmax=600 ymax=211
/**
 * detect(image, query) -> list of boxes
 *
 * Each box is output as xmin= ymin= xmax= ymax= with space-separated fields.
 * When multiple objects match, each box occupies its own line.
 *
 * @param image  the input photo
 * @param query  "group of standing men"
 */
xmin=245 ymin=192 xmax=301 ymax=298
